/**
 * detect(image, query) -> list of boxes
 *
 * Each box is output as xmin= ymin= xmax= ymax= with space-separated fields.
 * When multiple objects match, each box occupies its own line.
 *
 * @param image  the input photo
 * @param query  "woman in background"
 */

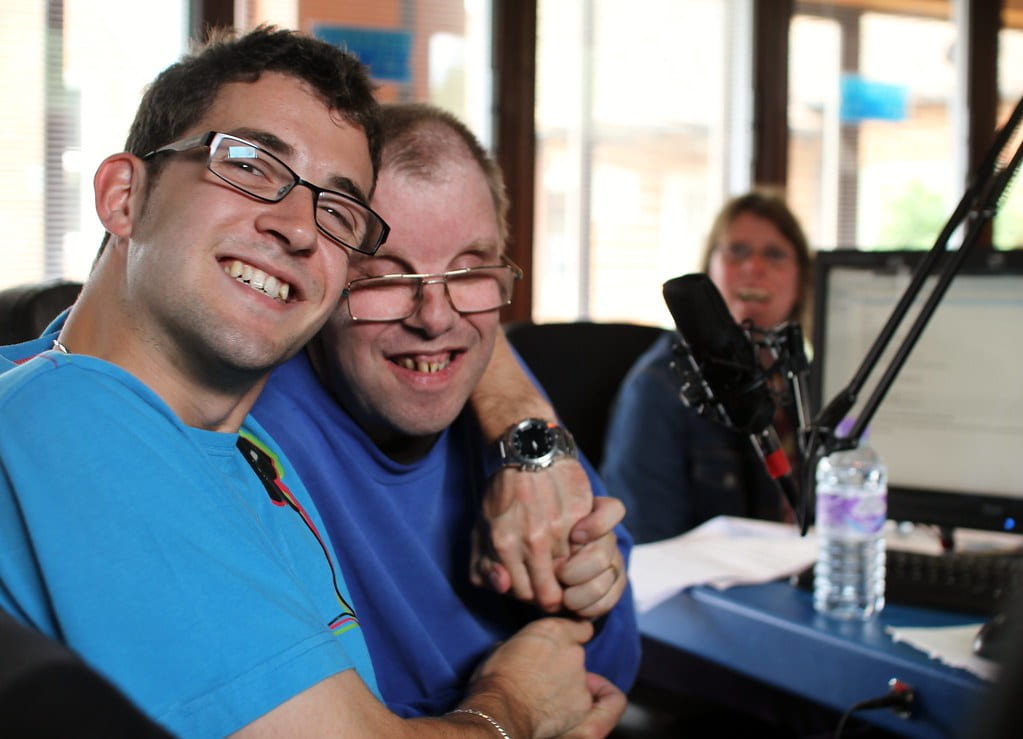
xmin=601 ymin=190 xmax=813 ymax=543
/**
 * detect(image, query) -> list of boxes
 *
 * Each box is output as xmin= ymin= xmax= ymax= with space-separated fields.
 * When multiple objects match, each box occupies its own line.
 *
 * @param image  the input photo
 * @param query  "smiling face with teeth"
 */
xmin=707 ymin=210 xmax=801 ymax=330
xmin=92 ymin=73 xmax=373 ymax=423
xmin=310 ymin=137 xmax=503 ymax=459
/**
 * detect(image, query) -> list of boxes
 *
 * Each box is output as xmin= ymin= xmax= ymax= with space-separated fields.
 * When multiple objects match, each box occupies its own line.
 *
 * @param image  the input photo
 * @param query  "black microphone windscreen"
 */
xmin=662 ymin=273 xmax=775 ymax=433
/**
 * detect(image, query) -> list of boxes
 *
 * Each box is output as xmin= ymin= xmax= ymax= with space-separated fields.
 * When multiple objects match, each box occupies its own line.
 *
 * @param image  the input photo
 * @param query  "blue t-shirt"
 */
xmin=0 ymin=332 xmax=378 ymax=737
xmin=253 ymin=350 xmax=640 ymax=717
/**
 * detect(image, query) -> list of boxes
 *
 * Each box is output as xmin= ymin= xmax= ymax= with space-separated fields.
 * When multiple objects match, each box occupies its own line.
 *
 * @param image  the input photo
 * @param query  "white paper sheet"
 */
xmin=885 ymin=623 xmax=999 ymax=682
xmin=628 ymin=515 xmax=817 ymax=613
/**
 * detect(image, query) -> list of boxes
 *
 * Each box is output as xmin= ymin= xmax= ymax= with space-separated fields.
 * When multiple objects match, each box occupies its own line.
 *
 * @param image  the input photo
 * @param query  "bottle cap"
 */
xmin=836 ymin=416 xmax=869 ymax=442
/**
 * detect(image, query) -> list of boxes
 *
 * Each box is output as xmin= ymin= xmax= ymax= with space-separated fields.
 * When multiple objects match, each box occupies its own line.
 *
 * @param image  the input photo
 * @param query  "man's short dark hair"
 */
xmin=126 ymin=25 xmax=381 ymax=180
xmin=89 ymin=26 xmax=382 ymax=257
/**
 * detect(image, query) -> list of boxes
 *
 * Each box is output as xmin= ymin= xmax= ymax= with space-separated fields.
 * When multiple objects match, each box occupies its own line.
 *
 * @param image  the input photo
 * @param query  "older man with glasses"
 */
xmin=251 ymin=101 xmax=640 ymax=721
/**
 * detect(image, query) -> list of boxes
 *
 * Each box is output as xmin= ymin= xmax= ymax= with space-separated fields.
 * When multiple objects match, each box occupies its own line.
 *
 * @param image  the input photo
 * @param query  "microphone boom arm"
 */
xmin=810 ymin=93 xmax=1023 ymax=461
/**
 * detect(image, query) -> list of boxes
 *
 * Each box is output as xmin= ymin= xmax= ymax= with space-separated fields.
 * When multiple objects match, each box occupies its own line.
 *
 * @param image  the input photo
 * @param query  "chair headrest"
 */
xmin=0 ymin=279 xmax=83 ymax=344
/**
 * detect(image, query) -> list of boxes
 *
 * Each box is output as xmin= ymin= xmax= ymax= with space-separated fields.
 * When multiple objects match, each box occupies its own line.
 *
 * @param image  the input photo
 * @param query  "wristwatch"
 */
xmin=496 ymin=418 xmax=577 ymax=472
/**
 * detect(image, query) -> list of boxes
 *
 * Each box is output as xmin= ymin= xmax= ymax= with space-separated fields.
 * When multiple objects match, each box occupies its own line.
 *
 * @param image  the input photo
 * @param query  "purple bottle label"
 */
xmin=817 ymin=488 xmax=887 ymax=534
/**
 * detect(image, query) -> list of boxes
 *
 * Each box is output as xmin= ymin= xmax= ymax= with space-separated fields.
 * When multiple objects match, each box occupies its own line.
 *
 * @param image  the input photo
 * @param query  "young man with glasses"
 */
xmin=0 ymin=28 xmax=623 ymax=737
xmin=251 ymin=102 xmax=640 ymax=718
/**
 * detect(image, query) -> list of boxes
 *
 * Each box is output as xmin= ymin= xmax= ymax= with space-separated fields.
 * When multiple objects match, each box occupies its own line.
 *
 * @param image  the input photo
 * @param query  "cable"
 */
xmin=833 ymin=679 xmax=915 ymax=738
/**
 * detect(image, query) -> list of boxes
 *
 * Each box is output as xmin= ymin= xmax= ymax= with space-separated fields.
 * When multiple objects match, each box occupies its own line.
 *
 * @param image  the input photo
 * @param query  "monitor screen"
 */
xmin=810 ymin=248 xmax=1023 ymax=534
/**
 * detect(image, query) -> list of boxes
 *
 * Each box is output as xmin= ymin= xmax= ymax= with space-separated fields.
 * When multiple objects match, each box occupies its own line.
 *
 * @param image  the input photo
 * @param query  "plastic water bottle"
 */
xmin=813 ymin=429 xmax=887 ymax=619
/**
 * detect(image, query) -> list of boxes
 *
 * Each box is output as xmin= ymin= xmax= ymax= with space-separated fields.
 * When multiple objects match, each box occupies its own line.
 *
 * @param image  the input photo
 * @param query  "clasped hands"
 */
xmin=470 ymin=458 xmax=627 ymax=620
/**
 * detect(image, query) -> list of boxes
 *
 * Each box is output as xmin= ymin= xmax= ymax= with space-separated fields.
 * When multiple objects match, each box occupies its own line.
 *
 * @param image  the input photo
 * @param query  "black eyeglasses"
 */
xmin=143 ymin=131 xmax=389 ymax=255
xmin=342 ymin=258 xmax=523 ymax=322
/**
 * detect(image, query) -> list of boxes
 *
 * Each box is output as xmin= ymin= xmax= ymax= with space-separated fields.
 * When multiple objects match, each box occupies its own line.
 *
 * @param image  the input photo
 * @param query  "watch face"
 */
xmin=513 ymin=422 xmax=555 ymax=458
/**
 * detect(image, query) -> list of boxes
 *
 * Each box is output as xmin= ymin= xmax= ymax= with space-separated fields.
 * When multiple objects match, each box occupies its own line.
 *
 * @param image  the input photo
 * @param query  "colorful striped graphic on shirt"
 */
xmin=238 ymin=430 xmax=359 ymax=635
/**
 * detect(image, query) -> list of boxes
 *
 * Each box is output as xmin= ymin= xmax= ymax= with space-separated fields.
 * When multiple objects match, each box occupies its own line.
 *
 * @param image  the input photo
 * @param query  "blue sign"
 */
xmin=840 ymin=74 xmax=908 ymax=123
xmin=313 ymin=25 xmax=412 ymax=84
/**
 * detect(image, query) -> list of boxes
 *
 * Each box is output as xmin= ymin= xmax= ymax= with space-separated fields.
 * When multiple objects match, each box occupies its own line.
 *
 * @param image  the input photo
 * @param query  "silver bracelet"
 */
xmin=447 ymin=707 xmax=512 ymax=738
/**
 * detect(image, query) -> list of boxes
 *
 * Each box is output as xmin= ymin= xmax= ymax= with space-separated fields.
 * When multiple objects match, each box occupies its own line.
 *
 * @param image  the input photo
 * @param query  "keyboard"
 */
xmin=794 ymin=548 xmax=1023 ymax=616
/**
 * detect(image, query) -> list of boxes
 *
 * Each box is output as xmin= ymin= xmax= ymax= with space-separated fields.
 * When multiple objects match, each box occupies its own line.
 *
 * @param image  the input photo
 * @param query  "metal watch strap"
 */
xmin=495 ymin=418 xmax=577 ymax=472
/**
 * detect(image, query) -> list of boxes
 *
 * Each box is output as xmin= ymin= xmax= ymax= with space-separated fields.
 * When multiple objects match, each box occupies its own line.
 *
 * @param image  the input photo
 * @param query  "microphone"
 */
xmin=662 ymin=273 xmax=808 ymax=533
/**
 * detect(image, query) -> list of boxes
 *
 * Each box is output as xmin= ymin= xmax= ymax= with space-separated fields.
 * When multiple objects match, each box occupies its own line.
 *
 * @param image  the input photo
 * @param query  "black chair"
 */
xmin=0 ymin=279 xmax=83 ymax=344
xmin=504 ymin=321 xmax=664 ymax=469
xmin=0 ymin=609 xmax=172 ymax=737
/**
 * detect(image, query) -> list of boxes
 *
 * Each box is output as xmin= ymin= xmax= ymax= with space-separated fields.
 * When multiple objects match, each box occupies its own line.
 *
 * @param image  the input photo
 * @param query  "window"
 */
xmin=242 ymin=1 xmax=493 ymax=147
xmin=789 ymin=3 xmax=961 ymax=251
xmin=790 ymin=1 xmax=1023 ymax=253
xmin=996 ymin=7 xmax=1023 ymax=248
xmin=533 ymin=0 xmax=1023 ymax=327
xmin=533 ymin=0 xmax=753 ymax=326
xmin=0 ymin=0 xmax=188 ymax=291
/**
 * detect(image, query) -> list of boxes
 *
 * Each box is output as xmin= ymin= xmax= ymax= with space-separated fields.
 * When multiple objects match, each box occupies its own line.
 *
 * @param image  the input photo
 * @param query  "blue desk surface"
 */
xmin=637 ymin=581 xmax=992 ymax=737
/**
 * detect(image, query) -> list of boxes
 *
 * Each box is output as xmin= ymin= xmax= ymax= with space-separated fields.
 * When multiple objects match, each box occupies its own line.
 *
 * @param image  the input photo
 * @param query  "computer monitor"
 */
xmin=810 ymin=248 xmax=1023 ymax=535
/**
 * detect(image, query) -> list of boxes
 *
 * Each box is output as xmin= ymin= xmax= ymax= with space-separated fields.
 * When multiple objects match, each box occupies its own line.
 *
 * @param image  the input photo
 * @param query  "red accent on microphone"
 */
xmin=764 ymin=447 xmax=791 ymax=479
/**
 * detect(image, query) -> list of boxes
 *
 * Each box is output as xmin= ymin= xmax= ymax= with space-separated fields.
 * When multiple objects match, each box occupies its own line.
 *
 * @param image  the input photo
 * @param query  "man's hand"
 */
xmin=462 ymin=618 xmax=625 ymax=739
xmin=560 ymin=674 xmax=629 ymax=739
xmin=470 ymin=459 xmax=593 ymax=612
xmin=240 ymin=618 xmax=625 ymax=738
xmin=557 ymin=496 xmax=628 ymax=620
